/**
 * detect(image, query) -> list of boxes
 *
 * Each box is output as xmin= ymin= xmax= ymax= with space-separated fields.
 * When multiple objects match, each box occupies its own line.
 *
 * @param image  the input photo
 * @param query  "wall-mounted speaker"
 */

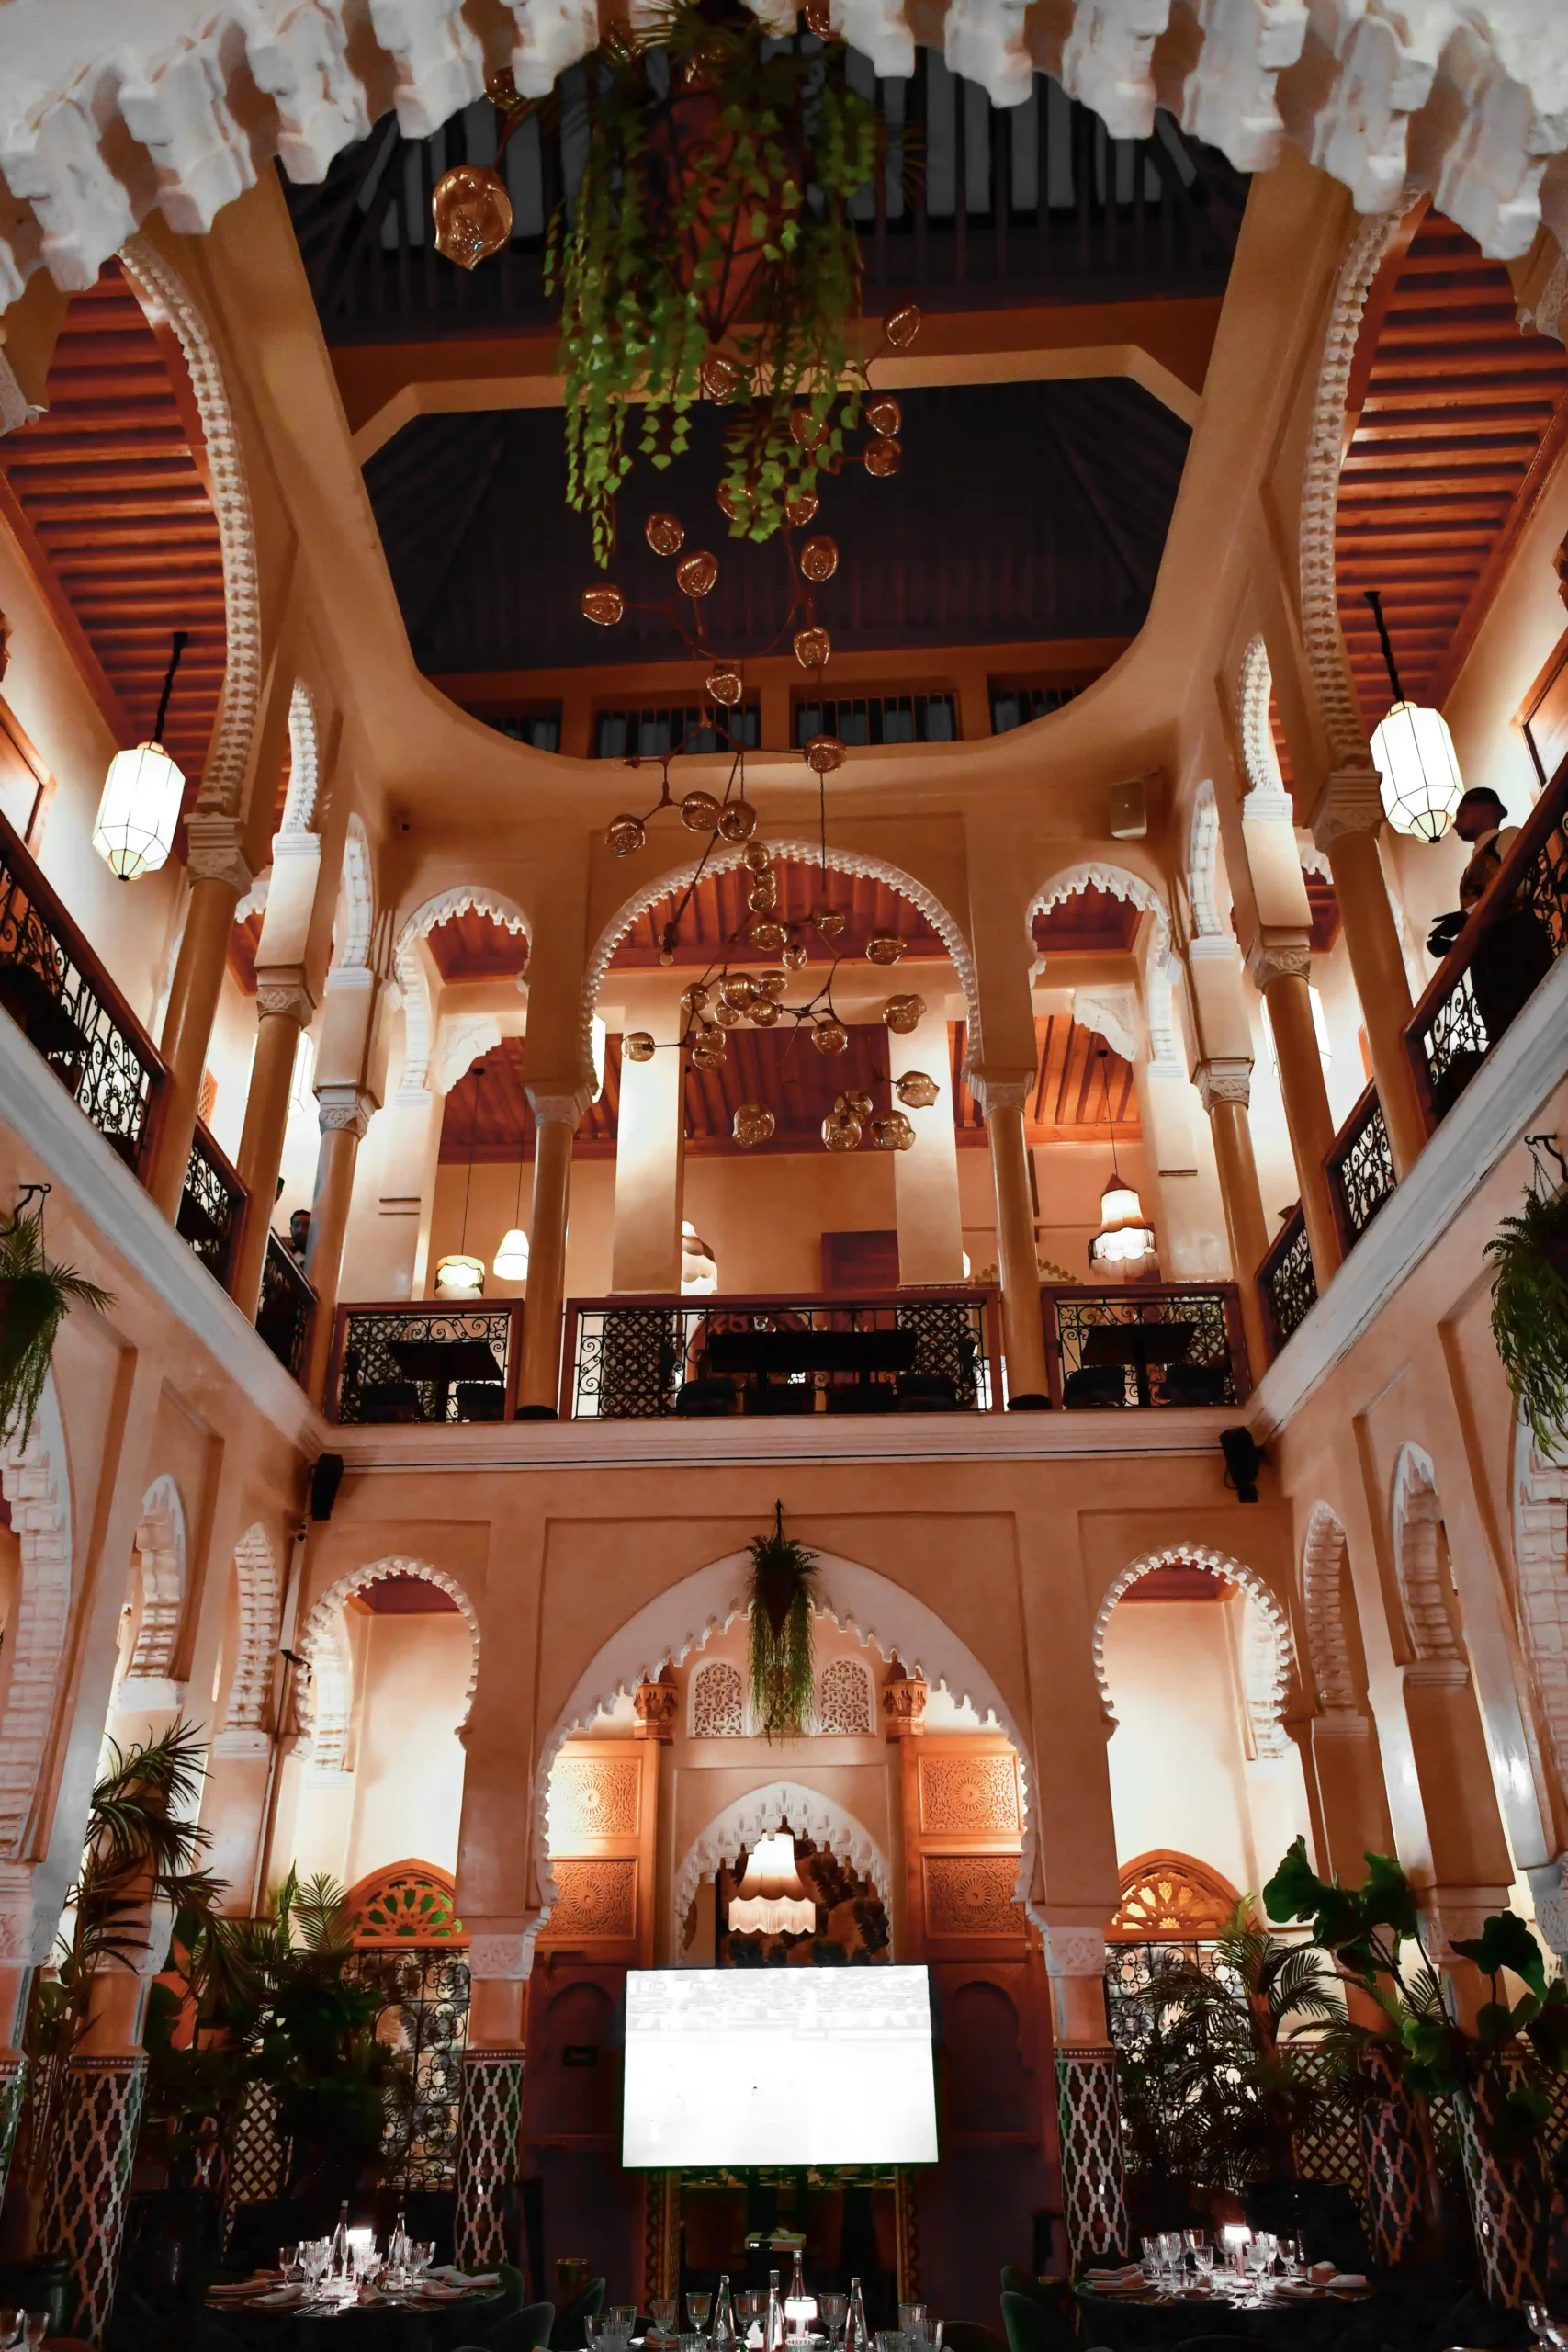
xmin=310 ymin=1452 xmax=344 ymax=1521
xmin=1110 ymin=780 xmax=1147 ymax=839
xmin=1220 ymin=1427 xmax=1264 ymax=1503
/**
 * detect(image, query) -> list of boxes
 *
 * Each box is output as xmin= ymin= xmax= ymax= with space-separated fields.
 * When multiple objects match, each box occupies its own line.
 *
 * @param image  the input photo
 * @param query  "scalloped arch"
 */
xmin=531 ymin=1549 xmax=1033 ymax=1962
xmin=672 ymin=1781 xmax=892 ymax=1946
xmin=117 ymin=236 xmax=259 ymax=820
xmin=1301 ymin=1502 xmax=1359 ymax=1716
xmin=0 ymin=1374 xmax=72 ymax=1868
xmin=581 ymin=840 xmax=980 ymax=1076
xmin=1030 ymin=861 xmax=1175 ymax=1063
xmin=1392 ymin=1443 xmax=1461 ymax=1665
xmin=1187 ymin=780 xmax=1223 ymax=940
xmin=392 ymin=887 xmax=531 ymax=1091
xmin=282 ymin=682 xmax=321 ymax=833
xmin=298 ymin=1557 xmax=480 ymax=1770
xmin=1093 ymin=1543 xmax=1294 ymax=1761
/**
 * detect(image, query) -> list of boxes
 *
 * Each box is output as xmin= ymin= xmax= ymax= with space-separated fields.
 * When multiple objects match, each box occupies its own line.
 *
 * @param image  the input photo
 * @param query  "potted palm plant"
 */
xmin=0 ymin=1186 xmax=109 ymax=1448
xmin=1487 ymin=1157 xmax=1568 ymax=1460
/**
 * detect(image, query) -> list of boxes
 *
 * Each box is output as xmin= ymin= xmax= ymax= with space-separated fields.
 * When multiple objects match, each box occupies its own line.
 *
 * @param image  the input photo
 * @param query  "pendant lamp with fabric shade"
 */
xmin=1088 ymin=1047 xmax=1156 ymax=1272
xmin=436 ymin=1062 xmax=487 ymax=1297
xmin=728 ymin=1827 xmax=815 ymax=1936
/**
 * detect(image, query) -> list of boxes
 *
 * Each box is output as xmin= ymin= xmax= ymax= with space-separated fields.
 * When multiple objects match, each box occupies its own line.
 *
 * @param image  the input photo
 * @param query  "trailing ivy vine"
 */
xmin=544 ymin=0 xmax=878 ymax=563
xmin=748 ymin=1509 xmax=818 ymax=1737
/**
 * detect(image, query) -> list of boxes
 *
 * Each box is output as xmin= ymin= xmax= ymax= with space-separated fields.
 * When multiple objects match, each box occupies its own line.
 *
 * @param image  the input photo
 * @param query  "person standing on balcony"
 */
xmin=1427 ymin=786 xmax=1554 ymax=1044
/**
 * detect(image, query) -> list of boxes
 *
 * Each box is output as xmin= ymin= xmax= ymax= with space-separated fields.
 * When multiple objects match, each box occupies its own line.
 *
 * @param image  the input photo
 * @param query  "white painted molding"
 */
xmin=1300 ymin=1501 xmax=1360 ymax=1716
xmin=298 ymin=1555 xmax=479 ymax=1768
xmin=1093 ymin=1542 xmax=1295 ymax=1759
xmin=1187 ymin=780 xmax=1223 ymax=940
xmin=1392 ymin=1442 xmax=1462 ymax=1666
xmin=2 ymin=5 xmax=1566 ymax=316
xmin=1514 ymin=1413 xmax=1568 ymax=1810
xmin=0 ymin=1004 xmax=328 ymax=1454
xmin=220 ymin=1523 xmax=282 ymax=1738
xmin=281 ymin=682 xmax=321 ymax=834
xmin=336 ymin=815 xmax=376 ymax=970
xmin=126 ymin=1473 xmax=186 ymax=1687
xmin=673 ymin=1781 xmax=893 ymax=1946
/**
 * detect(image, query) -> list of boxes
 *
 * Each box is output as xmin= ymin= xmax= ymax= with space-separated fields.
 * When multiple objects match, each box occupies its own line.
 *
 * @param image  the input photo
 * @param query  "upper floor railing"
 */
xmin=256 ymin=1231 xmax=317 ymax=1382
xmin=1258 ymin=1209 xmax=1316 ymax=1357
xmin=329 ymin=1301 xmax=525 ymax=1423
xmin=1405 ymin=752 xmax=1568 ymax=1128
xmin=177 ymin=1120 xmax=246 ymax=1292
xmin=1325 ymin=1081 xmax=1396 ymax=1255
xmin=1043 ymin=1283 xmax=1248 ymax=1409
xmin=287 ymin=59 xmax=1247 ymax=341
xmin=0 ymin=803 xmax=167 ymax=1178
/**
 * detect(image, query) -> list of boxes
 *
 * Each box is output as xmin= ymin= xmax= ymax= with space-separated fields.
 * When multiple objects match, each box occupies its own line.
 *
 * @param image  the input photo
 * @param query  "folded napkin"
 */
xmin=254 ymin=2289 xmax=304 ymax=2308
xmin=1083 ymin=2266 xmax=1146 ymax=2291
xmin=1328 ymin=2274 xmax=1369 ymax=2292
xmin=437 ymin=2269 xmax=501 ymax=2289
xmin=1274 ymin=2283 xmax=1325 ymax=2301
xmin=1307 ymin=2262 xmax=1336 ymax=2283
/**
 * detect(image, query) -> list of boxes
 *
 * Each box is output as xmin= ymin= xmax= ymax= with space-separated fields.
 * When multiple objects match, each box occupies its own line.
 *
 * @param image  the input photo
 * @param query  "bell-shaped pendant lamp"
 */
xmin=92 ymin=630 xmax=189 ymax=880
xmin=493 ymin=1084 xmax=530 ymax=1283
xmin=1088 ymin=1048 xmax=1156 ymax=1272
xmin=435 ymin=1063 xmax=488 ymax=1297
xmin=728 ymin=1828 xmax=815 ymax=1937
xmin=1364 ymin=590 xmax=1464 ymax=844
xmin=681 ymin=1218 xmax=718 ymax=1296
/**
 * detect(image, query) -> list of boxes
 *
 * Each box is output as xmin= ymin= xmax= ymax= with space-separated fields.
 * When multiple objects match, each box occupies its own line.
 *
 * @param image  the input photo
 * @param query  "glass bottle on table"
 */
xmin=712 ymin=2276 xmax=735 ymax=2350
xmin=765 ymin=2270 xmax=784 ymax=2352
xmin=330 ymin=2202 xmax=349 ymax=2278
xmin=847 ymin=2278 xmax=871 ymax=2352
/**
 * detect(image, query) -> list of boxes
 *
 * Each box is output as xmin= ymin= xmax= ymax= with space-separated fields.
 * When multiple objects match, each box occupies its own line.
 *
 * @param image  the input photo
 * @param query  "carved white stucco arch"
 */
xmin=1392 ymin=1444 xmax=1462 ymax=1666
xmin=1187 ymin=780 xmax=1223 ymax=939
xmin=1030 ymin=860 xmax=1177 ymax=1065
xmin=1093 ymin=1543 xmax=1294 ymax=1761
xmin=117 ymin=236 xmax=260 ymax=822
xmin=581 ymin=840 xmax=980 ymax=1077
xmin=281 ymin=682 xmax=321 ymax=834
xmin=118 ymin=1473 xmax=186 ymax=1707
xmin=393 ymin=888 xmax=531 ymax=1092
xmin=0 ymin=1376 xmax=72 ymax=1861
xmin=1238 ymin=635 xmax=1292 ymax=812
xmin=672 ymin=1781 xmax=893 ymax=1947
xmin=215 ymin=1524 xmax=281 ymax=1753
xmin=1513 ymin=1414 xmax=1568 ymax=1802
xmin=298 ymin=1556 xmax=479 ymax=1771
xmin=534 ymin=1549 xmax=1032 ymax=1955
xmin=335 ymin=814 xmax=375 ymax=971
xmin=1300 ymin=1502 xmax=1360 ymax=1717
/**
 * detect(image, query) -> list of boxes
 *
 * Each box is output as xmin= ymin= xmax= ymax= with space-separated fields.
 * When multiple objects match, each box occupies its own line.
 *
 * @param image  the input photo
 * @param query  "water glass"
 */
xmin=0 ymin=2317 xmax=17 ymax=2350
xmin=22 ymin=2320 xmax=45 ymax=2351
xmin=653 ymin=2299 xmax=680 ymax=2335
xmin=681 ymin=2336 xmax=710 ymax=2352
xmin=1525 ymin=2304 xmax=1568 ymax=2349
xmin=278 ymin=2245 xmax=300 ymax=2283
xmin=687 ymin=2299 xmax=712 ymax=2333
xmin=1192 ymin=2249 xmax=1214 ymax=2288
xmin=818 ymin=2294 xmax=847 ymax=2345
xmin=875 ymin=2332 xmax=906 ymax=2352
xmin=899 ymin=2310 xmax=926 ymax=2334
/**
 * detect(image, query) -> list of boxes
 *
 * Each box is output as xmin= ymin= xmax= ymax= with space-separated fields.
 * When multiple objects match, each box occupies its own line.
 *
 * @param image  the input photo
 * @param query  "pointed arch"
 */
xmin=1392 ymin=1444 xmax=1461 ymax=1666
xmin=1030 ymin=861 xmax=1176 ymax=1064
xmin=117 ymin=236 xmax=260 ymax=821
xmin=581 ymin=840 xmax=981 ymax=1077
xmin=393 ymin=887 xmax=531 ymax=1091
xmin=119 ymin=1473 xmax=186 ymax=1703
xmin=672 ymin=1781 xmax=893 ymax=1944
xmin=215 ymin=1524 xmax=281 ymax=1753
xmin=0 ymin=1377 xmax=72 ymax=1860
xmin=297 ymin=1556 xmax=479 ymax=1770
xmin=1300 ymin=1502 xmax=1360 ymax=1717
xmin=1092 ymin=1543 xmax=1295 ymax=1760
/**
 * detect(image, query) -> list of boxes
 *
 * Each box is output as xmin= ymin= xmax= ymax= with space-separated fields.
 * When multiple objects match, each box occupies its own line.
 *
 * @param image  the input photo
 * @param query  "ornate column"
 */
xmin=1042 ymin=1922 xmax=1128 ymax=2268
xmin=231 ymin=972 xmax=315 ymax=1312
xmin=1194 ymin=1060 xmax=1271 ymax=1379
xmin=145 ymin=812 xmax=252 ymax=1216
xmin=1247 ymin=942 xmax=1341 ymax=1289
xmin=1315 ymin=769 xmax=1427 ymax=1176
xmin=887 ymin=1003 xmax=964 ymax=1283
xmin=969 ymin=1069 xmax=1049 ymax=1408
xmin=302 ymin=1083 xmax=378 ymax=1399
xmin=455 ymin=1931 xmax=528 ymax=2273
xmin=518 ymin=1086 xmax=588 ymax=1419
xmin=0 ymin=1863 xmax=39 ymax=2211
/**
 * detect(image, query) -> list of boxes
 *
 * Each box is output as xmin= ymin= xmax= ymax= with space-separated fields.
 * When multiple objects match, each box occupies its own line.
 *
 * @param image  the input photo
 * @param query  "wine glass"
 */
xmin=687 ymin=2297 xmax=713 ymax=2334
xmin=818 ymin=2293 xmax=847 ymax=2346
xmin=1526 ymin=2309 xmax=1568 ymax=2350
xmin=1191 ymin=2248 xmax=1214 ymax=2291
xmin=653 ymin=2299 xmax=680 ymax=2337
xmin=278 ymin=2245 xmax=301 ymax=2285
xmin=21 ymin=2318 xmax=45 ymax=2351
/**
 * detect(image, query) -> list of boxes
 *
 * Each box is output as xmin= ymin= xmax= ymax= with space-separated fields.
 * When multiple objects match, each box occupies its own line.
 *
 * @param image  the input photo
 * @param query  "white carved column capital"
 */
xmin=525 ymin=1084 xmax=592 ymax=1132
xmin=185 ymin=811 xmax=254 ymax=894
xmin=254 ymin=968 xmax=315 ymax=1025
xmin=1195 ymin=1057 xmax=1253 ymax=1114
xmin=1312 ymin=762 xmax=1386 ymax=854
xmin=1040 ymin=1920 xmax=1110 ymax=1978
xmin=316 ymin=1084 xmax=377 ymax=1139
xmin=966 ymin=1065 xmax=1034 ymax=1120
xmin=1246 ymin=937 xmax=1313 ymax=991
xmin=466 ymin=1929 xmax=534 ymax=1981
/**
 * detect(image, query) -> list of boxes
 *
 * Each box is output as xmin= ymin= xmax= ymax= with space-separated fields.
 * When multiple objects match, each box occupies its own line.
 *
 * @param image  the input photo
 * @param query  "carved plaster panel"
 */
xmin=918 ymin=1751 xmax=1021 ymax=1835
xmin=548 ymin=1754 xmax=641 ymax=1842
xmin=923 ymin=1854 xmax=1028 ymax=1939
xmin=544 ymin=1857 xmax=638 ymax=1940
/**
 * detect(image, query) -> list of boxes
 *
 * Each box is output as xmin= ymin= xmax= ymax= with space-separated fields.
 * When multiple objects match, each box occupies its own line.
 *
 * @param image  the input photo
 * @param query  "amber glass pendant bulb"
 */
xmin=703 ymin=356 xmax=742 ymax=402
xmin=794 ymin=627 xmax=831 ymax=671
xmin=786 ymin=490 xmax=819 ymax=528
xmin=822 ymin=1112 xmax=862 ymax=1152
xmin=432 ymin=165 xmax=513 ymax=268
xmin=838 ymin=1090 xmax=874 ymax=1121
xmin=883 ymin=992 xmax=925 ymax=1034
xmin=607 ymin=813 xmax=646 ymax=856
xmin=743 ymin=842 xmax=772 ymax=875
xmin=677 ymin=551 xmax=719 ymax=597
xmin=717 ymin=797 xmax=757 ymax=842
xmin=813 ymin=1019 xmax=849 ymax=1056
xmin=707 ymin=664 xmax=744 ymax=707
xmin=865 ymin=394 xmax=903 ymax=437
xmin=750 ymin=996 xmax=781 ymax=1027
xmin=582 ymin=586 xmax=625 ymax=626
xmin=804 ymin=735 xmax=845 ymax=775
xmin=748 ymin=874 xmax=777 ymax=912
xmin=682 ymin=983 xmax=711 ymax=1014
xmin=864 ymin=439 xmax=902 ymax=479
xmin=789 ymin=409 xmax=829 ymax=451
xmin=813 ymin=909 xmax=846 ymax=940
xmin=782 ymin=941 xmax=808 ymax=971
xmin=720 ymin=973 xmax=761 ymax=1011
xmin=680 ymin=791 xmax=721 ymax=832
xmin=865 ymin=932 xmax=905 ymax=966
xmin=714 ymin=1001 xmax=743 ymax=1028
xmin=734 ymin=1102 xmax=776 ymax=1148
xmin=896 ymin=1069 xmax=940 ymax=1109
xmin=749 ymin=917 xmax=787 ymax=952
xmin=624 ymin=1031 xmax=657 ymax=1062
xmin=757 ymin=968 xmax=788 ymax=998
xmin=799 ymin=535 xmax=839 ymax=583
xmin=885 ymin=303 xmax=922 ymax=348
xmin=646 ymin=512 xmax=684 ymax=556
xmin=872 ymin=1112 xmax=916 ymax=1151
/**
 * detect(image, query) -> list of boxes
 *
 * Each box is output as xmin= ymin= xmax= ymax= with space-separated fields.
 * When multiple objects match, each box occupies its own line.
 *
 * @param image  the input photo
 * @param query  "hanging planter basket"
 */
xmin=748 ymin=1510 xmax=818 ymax=1739
xmin=1486 ymin=1154 xmax=1568 ymax=1460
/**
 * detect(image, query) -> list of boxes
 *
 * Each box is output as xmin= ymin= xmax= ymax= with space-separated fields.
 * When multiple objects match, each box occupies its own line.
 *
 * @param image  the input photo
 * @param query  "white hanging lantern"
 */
xmin=1089 ymin=1176 xmax=1156 ymax=1269
xmin=91 ymin=630 xmax=189 ymax=880
xmin=1364 ymin=588 xmax=1463 ymax=844
xmin=434 ymin=1252 xmax=486 ymax=1297
xmin=493 ymin=1227 xmax=530 ymax=1281
xmin=728 ymin=1829 xmax=815 ymax=1937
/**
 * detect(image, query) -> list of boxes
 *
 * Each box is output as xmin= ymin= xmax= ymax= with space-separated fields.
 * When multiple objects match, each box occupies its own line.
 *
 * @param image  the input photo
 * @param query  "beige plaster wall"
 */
xmin=343 ymin=1609 xmax=471 ymax=1883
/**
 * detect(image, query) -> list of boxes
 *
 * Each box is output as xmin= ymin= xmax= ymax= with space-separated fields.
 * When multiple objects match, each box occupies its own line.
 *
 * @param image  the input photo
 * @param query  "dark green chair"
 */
xmin=480 ymin=2301 xmax=556 ymax=2351
xmin=942 ymin=2324 xmax=1006 ymax=2352
xmin=999 ymin=2289 xmax=1076 ymax=2352
xmin=553 ymin=2277 xmax=605 ymax=2352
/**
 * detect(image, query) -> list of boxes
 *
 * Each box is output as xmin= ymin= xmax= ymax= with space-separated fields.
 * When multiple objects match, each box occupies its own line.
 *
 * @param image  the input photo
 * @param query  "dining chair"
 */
xmin=939 ymin=2320 xmax=1006 ymax=2352
xmin=552 ymin=2277 xmax=605 ymax=2351
xmin=479 ymin=2299 xmax=556 ymax=2351
xmin=999 ymin=2288 xmax=1075 ymax=2352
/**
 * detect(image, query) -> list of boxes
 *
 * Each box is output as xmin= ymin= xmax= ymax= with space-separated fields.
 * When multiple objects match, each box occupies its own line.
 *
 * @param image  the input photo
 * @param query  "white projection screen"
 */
xmin=622 ymin=1966 xmax=939 ymax=2167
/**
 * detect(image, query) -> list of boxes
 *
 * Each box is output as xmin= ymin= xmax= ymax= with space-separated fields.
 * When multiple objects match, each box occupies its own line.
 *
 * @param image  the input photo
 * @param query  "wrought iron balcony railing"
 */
xmin=286 ymin=56 xmax=1247 ymax=342
xmin=1043 ymin=1283 xmax=1247 ymax=1409
xmin=1258 ymin=1208 xmax=1316 ymax=1357
xmin=565 ymin=1292 xmax=998 ymax=1419
xmin=256 ymin=1231 xmax=317 ymax=1382
xmin=328 ymin=1301 xmax=525 ymax=1423
xmin=176 ymin=1121 xmax=247 ymax=1292
xmin=1326 ymin=1081 xmax=1397 ymax=1254
xmin=1404 ymin=752 xmax=1568 ymax=1127
xmin=0 ymin=804 xmax=166 ymax=1176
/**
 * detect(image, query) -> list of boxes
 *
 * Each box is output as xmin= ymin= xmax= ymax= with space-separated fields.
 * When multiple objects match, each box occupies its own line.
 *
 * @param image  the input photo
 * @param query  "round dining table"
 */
xmin=204 ymin=2274 xmax=507 ymax=2350
xmin=1072 ymin=2275 xmax=1378 ymax=2350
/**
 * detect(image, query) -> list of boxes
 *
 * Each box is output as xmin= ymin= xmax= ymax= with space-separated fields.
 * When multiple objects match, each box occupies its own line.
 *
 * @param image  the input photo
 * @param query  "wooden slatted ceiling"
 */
xmin=442 ymin=1013 xmax=1138 ymax=1160
xmin=1338 ymin=210 xmax=1568 ymax=719
xmin=0 ymin=264 xmax=225 ymax=787
xmin=427 ymin=908 xmax=529 ymax=979
xmin=609 ymin=863 xmax=947 ymax=969
xmin=1032 ymin=884 xmax=1139 ymax=954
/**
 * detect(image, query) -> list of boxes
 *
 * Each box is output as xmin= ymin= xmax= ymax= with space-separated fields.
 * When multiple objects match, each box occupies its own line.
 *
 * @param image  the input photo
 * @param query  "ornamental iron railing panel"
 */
xmin=343 ymin=1947 xmax=470 ymax=2193
xmin=1405 ymin=753 xmax=1568 ymax=1126
xmin=329 ymin=1301 xmax=523 ymax=1423
xmin=0 ymin=805 xmax=165 ymax=1173
xmin=565 ymin=1291 xmax=998 ymax=1419
xmin=1258 ymin=1208 xmax=1316 ymax=1357
xmin=178 ymin=1122 xmax=246 ymax=1291
xmin=255 ymin=1231 xmax=316 ymax=1383
xmin=1043 ymin=1282 xmax=1246 ymax=1408
xmin=1326 ymin=1082 xmax=1397 ymax=1254
xmin=286 ymin=58 xmax=1247 ymax=341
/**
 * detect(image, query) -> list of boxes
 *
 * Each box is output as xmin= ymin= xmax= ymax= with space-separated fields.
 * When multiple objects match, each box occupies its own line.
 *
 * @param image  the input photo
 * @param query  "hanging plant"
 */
xmin=0 ymin=1187 xmax=110 ymax=1450
xmin=1486 ymin=1143 xmax=1568 ymax=1461
xmin=748 ymin=1506 xmax=818 ymax=1738
xmin=543 ymin=0 xmax=880 ymax=563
